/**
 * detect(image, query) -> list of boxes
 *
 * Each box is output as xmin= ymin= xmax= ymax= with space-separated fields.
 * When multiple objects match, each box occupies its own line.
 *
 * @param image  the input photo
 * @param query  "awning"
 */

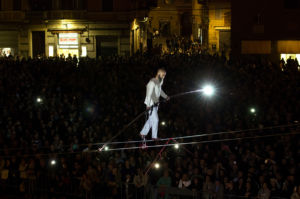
xmin=47 ymin=28 xmax=86 ymax=34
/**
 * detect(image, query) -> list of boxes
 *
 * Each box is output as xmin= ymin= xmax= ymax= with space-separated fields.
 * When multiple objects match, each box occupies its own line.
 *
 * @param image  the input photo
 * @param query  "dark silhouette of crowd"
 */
xmin=0 ymin=53 xmax=299 ymax=199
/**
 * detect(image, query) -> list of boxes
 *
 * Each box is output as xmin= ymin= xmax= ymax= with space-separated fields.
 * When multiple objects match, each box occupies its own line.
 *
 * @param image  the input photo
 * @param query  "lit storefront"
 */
xmin=47 ymin=22 xmax=89 ymax=58
xmin=18 ymin=20 xmax=128 ymax=58
xmin=278 ymin=40 xmax=300 ymax=62
xmin=280 ymin=54 xmax=300 ymax=62
xmin=57 ymin=33 xmax=79 ymax=58
xmin=0 ymin=48 xmax=14 ymax=57
xmin=0 ymin=31 xmax=18 ymax=57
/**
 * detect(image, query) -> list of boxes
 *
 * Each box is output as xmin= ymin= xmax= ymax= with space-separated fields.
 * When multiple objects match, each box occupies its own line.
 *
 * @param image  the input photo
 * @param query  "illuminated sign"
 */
xmin=59 ymin=45 xmax=78 ymax=49
xmin=59 ymin=33 xmax=78 ymax=45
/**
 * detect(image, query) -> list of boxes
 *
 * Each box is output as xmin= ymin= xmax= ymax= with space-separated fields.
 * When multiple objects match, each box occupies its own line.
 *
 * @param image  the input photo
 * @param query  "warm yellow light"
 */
xmin=49 ymin=45 xmax=54 ymax=57
xmin=2 ymin=48 xmax=12 ymax=55
xmin=81 ymin=46 xmax=87 ymax=57
xmin=280 ymin=54 xmax=300 ymax=62
xmin=296 ymin=54 xmax=300 ymax=62
xmin=61 ymin=20 xmax=73 ymax=29
xmin=132 ymin=19 xmax=139 ymax=30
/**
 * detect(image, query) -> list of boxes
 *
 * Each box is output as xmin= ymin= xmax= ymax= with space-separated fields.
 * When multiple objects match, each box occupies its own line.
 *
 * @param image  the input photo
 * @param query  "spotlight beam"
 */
xmin=168 ymin=85 xmax=215 ymax=99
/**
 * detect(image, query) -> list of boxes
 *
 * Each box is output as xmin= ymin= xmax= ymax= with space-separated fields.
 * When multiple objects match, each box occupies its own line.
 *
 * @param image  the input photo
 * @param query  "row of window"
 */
xmin=1 ymin=0 xmax=299 ymax=12
xmin=0 ymin=0 xmax=114 ymax=11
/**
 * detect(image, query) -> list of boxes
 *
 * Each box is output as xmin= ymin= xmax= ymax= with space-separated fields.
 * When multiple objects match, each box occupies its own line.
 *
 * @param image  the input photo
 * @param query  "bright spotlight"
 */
xmin=161 ymin=121 xmax=166 ymax=126
xmin=154 ymin=163 xmax=160 ymax=169
xmin=36 ymin=97 xmax=42 ymax=103
xmin=51 ymin=160 xmax=56 ymax=165
xmin=104 ymin=146 xmax=109 ymax=151
xmin=202 ymin=85 xmax=215 ymax=96
xmin=174 ymin=143 xmax=179 ymax=149
xmin=250 ymin=108 xmax=256 ymax=113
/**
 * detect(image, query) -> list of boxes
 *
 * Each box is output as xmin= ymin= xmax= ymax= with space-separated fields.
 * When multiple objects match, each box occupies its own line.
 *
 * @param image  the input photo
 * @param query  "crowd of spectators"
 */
xmin=0 ymin=53 xmax=299 ymax=199
xmin=151 ymin=36 xmax=205 ymax=55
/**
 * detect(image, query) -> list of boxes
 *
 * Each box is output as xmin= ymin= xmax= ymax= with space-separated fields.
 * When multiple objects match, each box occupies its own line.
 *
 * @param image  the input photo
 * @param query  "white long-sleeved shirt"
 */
xmin=144 ymin=78 xmax=168 ymax=107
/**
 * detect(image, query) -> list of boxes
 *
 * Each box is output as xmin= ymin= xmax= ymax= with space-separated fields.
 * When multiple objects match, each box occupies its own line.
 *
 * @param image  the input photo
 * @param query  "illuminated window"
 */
xmin=1 ymin=48 xmax=12 ymax=56
xmin=198 ymin=27 xmax=202 ymax=44
xmin=49 ymin=45 xmax=54 ymax=57
xmin=81 ymin=46 xmax=87 ymax=57
xmin=280 ymin=54 xmax=300 ymax=62
xmin=280 ymin=54 xmax=286 ymax=60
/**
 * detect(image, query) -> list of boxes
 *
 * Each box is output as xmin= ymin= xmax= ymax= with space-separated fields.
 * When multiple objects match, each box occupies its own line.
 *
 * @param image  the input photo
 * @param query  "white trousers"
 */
xmin=140 ymin=106 xmax=159 ymax=139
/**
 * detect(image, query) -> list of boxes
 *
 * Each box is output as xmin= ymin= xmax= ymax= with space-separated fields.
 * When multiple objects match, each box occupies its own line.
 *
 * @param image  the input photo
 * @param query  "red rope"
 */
xmin=144 ymin=138 xmax=173 ymax=175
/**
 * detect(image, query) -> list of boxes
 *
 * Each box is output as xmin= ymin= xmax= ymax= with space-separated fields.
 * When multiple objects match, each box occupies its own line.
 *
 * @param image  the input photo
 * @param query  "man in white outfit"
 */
xmin=140 ymin=68 xmax=169 ymax=140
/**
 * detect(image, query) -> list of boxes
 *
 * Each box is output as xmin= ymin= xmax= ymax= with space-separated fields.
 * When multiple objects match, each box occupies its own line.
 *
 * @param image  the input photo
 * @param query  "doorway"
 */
xmin=32 ymin=31 xmax=45 ymax=57
xmin=96 ymin=36 xmax=118 ymax=58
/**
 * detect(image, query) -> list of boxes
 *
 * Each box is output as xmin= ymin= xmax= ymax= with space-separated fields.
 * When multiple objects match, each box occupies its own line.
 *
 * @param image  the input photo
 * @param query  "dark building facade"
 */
xmin=0 ymin=0 xmax=230 ymax=58
xmin=232 ymin=0 xmax=300 ymax=61
xmin=0 ymin=0 xmax=153 ymax=58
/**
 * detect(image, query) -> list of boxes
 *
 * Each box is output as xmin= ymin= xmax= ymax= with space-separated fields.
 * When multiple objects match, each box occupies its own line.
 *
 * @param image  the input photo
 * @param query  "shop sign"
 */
xmin=59 ymin=33 xmax=78 ymax=45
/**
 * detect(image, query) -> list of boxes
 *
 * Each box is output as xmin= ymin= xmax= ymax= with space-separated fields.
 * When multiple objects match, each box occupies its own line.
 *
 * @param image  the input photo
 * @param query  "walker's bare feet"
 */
xmin=140 ymin=143 xmax=147 ymax=149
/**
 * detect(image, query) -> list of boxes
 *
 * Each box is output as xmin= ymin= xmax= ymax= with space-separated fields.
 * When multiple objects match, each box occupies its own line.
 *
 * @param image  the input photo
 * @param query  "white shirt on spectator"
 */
xmin=178 ymin=179 xmax=191 ymax=188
